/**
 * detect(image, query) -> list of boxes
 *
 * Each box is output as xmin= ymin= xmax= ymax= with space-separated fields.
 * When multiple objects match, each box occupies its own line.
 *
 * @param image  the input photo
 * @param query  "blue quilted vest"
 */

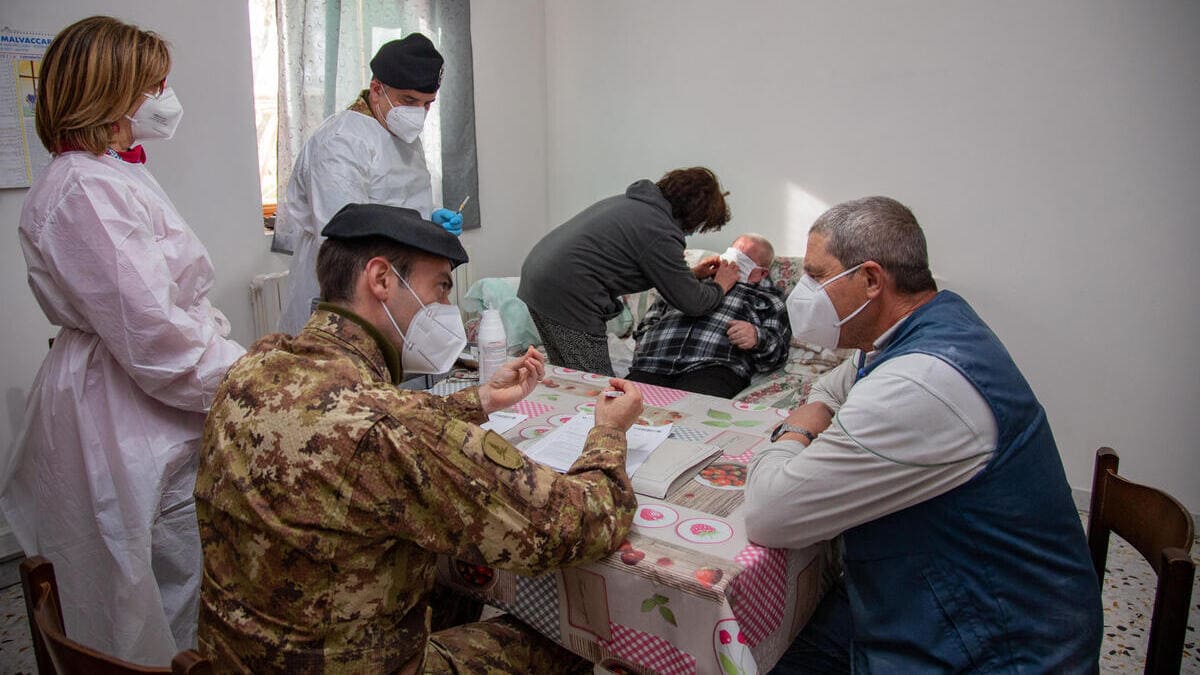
xmin=844 ymin=291 xmax=1101 ymax=673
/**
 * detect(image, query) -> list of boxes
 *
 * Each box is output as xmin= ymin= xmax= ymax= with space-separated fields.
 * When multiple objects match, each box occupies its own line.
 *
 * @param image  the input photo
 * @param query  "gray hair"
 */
xmin=810 ymin=196 xmax=936 ymax=294
xmin=733 ymin=233 xmax=775 ymax=268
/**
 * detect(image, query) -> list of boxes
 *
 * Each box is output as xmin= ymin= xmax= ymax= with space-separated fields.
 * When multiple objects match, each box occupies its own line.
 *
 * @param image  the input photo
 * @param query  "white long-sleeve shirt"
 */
xmin=744 ymin=320 xmax=997 ymax=550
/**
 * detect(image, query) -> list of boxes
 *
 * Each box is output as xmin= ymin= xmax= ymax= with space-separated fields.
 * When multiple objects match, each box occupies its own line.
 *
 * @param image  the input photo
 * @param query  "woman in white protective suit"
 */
xmin=0 ymin=16 xmax=244 ymax=665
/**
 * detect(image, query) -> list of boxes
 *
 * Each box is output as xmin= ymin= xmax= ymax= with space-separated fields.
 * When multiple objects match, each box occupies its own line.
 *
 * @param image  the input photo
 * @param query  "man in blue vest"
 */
xmin=745 ymin=196 xmax=1101 ymax=673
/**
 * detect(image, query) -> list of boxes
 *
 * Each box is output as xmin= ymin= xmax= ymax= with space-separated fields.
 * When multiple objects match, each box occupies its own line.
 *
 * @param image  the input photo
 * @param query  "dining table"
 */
xmin=429 ymin=366 xmax=833 ymax=675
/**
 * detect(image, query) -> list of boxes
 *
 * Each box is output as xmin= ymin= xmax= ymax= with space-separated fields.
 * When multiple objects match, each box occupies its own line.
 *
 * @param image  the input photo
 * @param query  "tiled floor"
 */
xmin=0 ymin=515 xmax=1196 ymax=674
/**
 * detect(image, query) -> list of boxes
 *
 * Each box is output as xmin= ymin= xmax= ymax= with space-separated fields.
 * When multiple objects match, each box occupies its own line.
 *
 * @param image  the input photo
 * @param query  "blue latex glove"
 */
xmin=431 ymin=208 xmax=464 ymax=236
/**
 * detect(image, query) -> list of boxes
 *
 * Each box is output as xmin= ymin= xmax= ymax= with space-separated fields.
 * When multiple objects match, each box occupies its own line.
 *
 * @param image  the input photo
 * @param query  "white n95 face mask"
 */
xmin=382 ymin=94 xmax=427 ymax=143
xmin=381 ymin=267 xmax=467 ymax=375
xmin=720 ymin=247 xmax=762 ymax=283
xmin=126 ymin=86 xmax=183 ymax=141
xmin=785 ymin=263 xmax=869 ymax=350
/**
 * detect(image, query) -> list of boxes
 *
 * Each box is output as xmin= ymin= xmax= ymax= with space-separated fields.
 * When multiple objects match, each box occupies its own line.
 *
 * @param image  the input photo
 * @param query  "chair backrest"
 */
xmin=1086 ymin=447 xmax=1195 ymax=674
xmin=19 ymin=555 xmax=212 ymax=675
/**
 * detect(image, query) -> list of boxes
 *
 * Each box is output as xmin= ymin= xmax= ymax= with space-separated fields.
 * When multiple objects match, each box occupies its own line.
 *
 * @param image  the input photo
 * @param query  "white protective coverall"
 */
xmin=1 ymin=151 xmax=245 ymax=666
xmin=275 ymin=108 xmax=433 ymax=335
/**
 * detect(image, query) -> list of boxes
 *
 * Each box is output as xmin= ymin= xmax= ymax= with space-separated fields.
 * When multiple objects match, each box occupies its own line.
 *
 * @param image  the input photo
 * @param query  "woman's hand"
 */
xmin=713 ymin=259 xmax=739 ymax=291
xmin=691 ymin=255 xmax=721 ymax=279
xmin=478 ymin=347 xmax=545 ymax=414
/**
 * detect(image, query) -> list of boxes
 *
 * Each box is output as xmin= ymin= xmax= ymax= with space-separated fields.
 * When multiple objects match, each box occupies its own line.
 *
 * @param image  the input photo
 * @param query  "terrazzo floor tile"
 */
xmin=0 ymin=583 xmax=35 ymax=675
xmin=0 ymin=513 xmax=1195 ymax=673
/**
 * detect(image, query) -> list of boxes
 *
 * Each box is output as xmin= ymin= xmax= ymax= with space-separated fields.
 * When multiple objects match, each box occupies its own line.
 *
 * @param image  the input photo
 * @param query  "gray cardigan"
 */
xmin=518 ymin=180 xmax=724 ymax=334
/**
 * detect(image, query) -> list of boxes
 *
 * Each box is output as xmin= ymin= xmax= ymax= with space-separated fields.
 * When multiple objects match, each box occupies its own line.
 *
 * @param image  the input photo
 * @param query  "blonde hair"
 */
xmin=36 ymin=16 xmax=171 ymax=155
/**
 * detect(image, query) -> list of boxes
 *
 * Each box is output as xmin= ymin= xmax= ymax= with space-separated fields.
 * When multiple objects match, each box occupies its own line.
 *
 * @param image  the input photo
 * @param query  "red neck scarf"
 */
xmin=55 ymin=142 xmax=146 ymax=164
xmin=113 ymin=145 xmax=146 ymax=164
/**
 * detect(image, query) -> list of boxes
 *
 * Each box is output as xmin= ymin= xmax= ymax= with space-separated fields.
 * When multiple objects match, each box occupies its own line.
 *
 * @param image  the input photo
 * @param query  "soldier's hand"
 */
xmin=594 ymin=379 xmax=643 ymax=433
xmin=479 ymin=346 xmax=545 ymax=414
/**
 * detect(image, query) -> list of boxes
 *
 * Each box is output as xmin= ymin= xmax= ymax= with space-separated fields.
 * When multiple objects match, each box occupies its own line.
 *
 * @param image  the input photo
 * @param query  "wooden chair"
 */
xmin=20 ymin=555 xmax=212 ymax=675
xmin=1086 ymin=447 xmax=1195 ymax=674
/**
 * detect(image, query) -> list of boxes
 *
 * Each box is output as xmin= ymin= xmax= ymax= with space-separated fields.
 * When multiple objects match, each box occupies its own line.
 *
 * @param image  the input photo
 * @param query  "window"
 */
xmin=246 ymin=0 xmax=479 ymax=233
xmin=248 ymin=0 xmax=278 ymax=210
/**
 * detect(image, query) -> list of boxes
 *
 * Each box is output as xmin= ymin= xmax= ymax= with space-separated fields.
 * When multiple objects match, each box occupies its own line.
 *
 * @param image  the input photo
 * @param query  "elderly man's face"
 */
xmin=733 ymin=239 xmax=772 ymax=284
xmin=802 ymin=233 xmax=871 ymax=347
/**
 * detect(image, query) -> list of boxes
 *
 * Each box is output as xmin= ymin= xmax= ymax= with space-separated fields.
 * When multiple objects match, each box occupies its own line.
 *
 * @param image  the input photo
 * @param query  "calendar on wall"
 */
xmin=0 ymin=27 xmax=54 ymax=189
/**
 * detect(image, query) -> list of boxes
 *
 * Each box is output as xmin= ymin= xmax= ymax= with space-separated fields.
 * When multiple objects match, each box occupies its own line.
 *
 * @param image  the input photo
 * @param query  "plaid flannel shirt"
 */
xmin=630 ymin=279 xmax=791 ymax=381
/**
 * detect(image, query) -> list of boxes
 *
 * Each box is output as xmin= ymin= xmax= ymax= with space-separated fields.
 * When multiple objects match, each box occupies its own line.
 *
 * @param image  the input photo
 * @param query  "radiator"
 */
xmin=249 ymin=270 xmax=289 ymax=339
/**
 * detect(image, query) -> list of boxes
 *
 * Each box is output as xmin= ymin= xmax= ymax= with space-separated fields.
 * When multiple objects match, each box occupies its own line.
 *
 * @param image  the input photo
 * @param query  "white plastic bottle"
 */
xmin=477 ymin=309 xmax=508 ymax=384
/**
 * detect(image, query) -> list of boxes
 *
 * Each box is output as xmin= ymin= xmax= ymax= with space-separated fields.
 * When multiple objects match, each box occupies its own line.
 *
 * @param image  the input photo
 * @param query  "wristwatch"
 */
xmin=770 ymin=422 xmax=817 ymax=444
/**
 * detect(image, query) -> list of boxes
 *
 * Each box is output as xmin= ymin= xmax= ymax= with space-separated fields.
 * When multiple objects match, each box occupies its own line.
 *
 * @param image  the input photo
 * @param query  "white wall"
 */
xmin=2 ymin=1 xmax=1194 ymax=517
xmin=460 ymin=0 xmax=549 ymax=284
xmin=543 ymin=1 xmax=1200 ymax=512
xmin=0 ymin=1 xmax=282 ymax=473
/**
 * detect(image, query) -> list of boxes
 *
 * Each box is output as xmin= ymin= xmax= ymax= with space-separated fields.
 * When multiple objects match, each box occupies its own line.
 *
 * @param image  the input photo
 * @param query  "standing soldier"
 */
xmin=275 ymin=33 xmax=467 ymax=336
xmin=196 ymin=203 xmax=642 ymax=673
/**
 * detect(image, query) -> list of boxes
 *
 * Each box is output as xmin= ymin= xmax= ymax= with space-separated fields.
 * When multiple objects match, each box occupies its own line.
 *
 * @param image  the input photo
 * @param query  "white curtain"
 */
xmin=274 ymin=0 xmax=479 ymax=238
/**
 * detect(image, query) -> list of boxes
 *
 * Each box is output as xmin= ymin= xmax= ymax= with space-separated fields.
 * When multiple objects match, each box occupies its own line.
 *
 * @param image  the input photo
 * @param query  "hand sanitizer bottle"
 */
xmin=477 ymin=309 xmax=507 ymax=384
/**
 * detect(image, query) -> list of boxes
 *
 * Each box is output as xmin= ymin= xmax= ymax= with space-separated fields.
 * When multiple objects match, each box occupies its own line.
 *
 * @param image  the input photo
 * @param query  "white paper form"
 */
xmin=524 ymin=414 xmax=672 ymax=476
xmin=479 ymin=411 xmax=527 ymax=434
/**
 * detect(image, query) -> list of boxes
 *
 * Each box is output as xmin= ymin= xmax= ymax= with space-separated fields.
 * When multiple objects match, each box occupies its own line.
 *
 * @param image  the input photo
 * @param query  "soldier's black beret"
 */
xmin=321 ymin=203 xmax=469 ymax=267
xmin=370 ymin=33 xmax=444 ymax=93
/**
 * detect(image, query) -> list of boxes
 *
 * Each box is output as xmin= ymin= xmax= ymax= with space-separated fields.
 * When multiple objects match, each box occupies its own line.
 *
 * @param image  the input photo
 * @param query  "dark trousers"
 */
xmin=626 ymin=365 xmax=749 ymax=399
xmin=769 ymin=579 xmax=852 ymax=674
xmin=529 ymin=310 xmax=614 ymax=376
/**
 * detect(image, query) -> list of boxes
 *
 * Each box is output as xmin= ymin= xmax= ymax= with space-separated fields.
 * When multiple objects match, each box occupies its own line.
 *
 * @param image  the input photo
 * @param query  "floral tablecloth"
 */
xmin=431 ymin=369 xmax=832 ymax=675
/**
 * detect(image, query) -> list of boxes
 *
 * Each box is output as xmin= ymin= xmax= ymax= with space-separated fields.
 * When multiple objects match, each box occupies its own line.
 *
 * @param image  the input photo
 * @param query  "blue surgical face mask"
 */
xmin=379 ymin=267 xmax=466 ymax=374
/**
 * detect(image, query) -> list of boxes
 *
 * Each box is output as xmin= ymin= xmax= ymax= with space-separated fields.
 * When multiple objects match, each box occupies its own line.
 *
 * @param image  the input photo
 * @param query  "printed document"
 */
xmin=525 ymin=414 xmax=672 ymax=476
xmin=480 ymin=411 xmax=527 ymax=435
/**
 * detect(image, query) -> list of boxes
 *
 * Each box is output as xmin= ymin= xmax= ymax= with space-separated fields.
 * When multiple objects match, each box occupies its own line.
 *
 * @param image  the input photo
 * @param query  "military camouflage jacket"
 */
xmin=195 ymin=306 xmax=635 ymax=673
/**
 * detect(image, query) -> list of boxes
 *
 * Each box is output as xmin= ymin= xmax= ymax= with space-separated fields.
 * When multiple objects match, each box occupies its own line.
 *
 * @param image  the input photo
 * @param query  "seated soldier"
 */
xmin=626 ymin=234 xmax=791 ymax=398
xmin=195 ymin=203 xmax=643 ymax=674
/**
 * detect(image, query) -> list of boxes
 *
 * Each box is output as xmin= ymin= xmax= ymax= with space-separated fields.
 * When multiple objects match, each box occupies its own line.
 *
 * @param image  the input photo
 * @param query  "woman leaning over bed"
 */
xmin=518 ymin=167 xmax=739 ymax=375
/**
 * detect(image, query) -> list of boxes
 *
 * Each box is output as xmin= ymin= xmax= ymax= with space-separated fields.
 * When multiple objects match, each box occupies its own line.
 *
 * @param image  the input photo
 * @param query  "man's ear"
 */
xmin=363 ymin=256 xmax=393 ymax=302
xmin=861 ymin=261 xmax=886 ymax=299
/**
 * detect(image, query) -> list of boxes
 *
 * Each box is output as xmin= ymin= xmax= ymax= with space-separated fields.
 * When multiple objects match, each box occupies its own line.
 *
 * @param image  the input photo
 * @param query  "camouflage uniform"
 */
xmin=195 ymin=306 xmax=636 ymax=673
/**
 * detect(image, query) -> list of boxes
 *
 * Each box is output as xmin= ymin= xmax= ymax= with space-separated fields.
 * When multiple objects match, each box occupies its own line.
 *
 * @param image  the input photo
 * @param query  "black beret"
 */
xmin=370 ymin=33 xmax=444 ymax=93
xmin=321 ymin=203 xmax=468 ymax=267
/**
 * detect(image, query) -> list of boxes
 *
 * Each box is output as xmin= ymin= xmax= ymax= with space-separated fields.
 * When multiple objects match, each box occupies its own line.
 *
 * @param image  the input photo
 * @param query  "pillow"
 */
xmin=459 ymin=276 xmax=635 ymax=344
xmin=459 ymin=277 xmax=541 ymax=350
xmin=768 ymin=255 xmax=804 ymax=297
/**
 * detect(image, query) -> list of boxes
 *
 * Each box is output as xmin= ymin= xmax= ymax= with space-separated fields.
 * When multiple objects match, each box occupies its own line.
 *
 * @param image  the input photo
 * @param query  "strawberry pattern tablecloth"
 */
xmin=434 ymin=368 xmax=832 ymax=675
